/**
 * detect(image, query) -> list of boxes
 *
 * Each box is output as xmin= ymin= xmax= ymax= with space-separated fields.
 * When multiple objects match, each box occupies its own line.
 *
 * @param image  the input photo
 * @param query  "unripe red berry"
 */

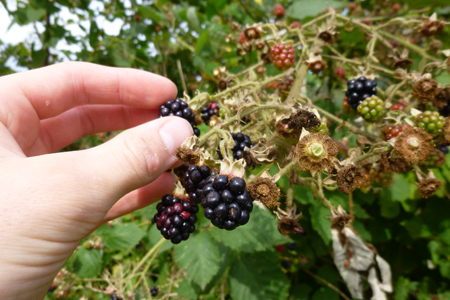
xmin=335 ymin=67 xmax=346 ymax=79
xmin=290 ymin=21 xmax=301 ymax=29
xmin=275 ymin=245 xmax=285 ymax=253
xmin=274 ymin=4 xmax=285 ymax=18
xmin=392 ymin=3 xmax=401 ymax=12
xmin=270 ymin=44 xmax=296 ymax=71
xmin=348 ymin=2 xmax=357 ymax=11
xmin=238 ymin=32 xmax=247 ymax=44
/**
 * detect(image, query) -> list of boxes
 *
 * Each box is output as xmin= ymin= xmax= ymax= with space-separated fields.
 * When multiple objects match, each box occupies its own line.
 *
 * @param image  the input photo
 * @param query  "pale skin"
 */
xmin=0 ymin=62 xmax=193 ymax=299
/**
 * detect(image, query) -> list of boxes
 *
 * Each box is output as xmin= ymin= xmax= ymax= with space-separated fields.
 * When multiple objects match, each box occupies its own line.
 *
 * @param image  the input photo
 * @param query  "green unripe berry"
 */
xmin=357 ymin=96 xmax=384 ymax=122
xmin=415 ymin=111 xmax=445 ymax=134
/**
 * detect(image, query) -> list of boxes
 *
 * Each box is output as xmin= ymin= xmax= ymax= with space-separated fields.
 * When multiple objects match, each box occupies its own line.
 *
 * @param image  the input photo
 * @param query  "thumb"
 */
xmin=83 ymin=116 xmax=192 ymax=203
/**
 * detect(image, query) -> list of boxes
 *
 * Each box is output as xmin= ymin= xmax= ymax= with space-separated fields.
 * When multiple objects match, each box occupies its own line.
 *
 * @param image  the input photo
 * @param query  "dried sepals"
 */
xmin=296 ymin=133 xmax=339 ymax=173
xmin=420 ymin=19 xmax=446 ymax=37
xmin=242 ymin=143 xmax=278 ymax=169
xmin=433 ymin=87 xmax=450 ymax=108
xmin=379 ymin=153 xmax=411 ymax=173
xmin=243 ymin=26 xmax=262 ymax=40
xmin=248 ymin=177 xmax=280 ymax=209
xmin=417 ymin=178 xmax=442 ymax=198
xmin=275 ymin=118 xmax=302 ymax=140
xmin=308 ymin=59 xmax=328 ymax=74
xmin=277 ymin=217 xmax=303 ymax=235
xmin=392 ymin=58 xmax=413 ymax=69
xmin=175 ymin=146 xmax=201 ymax=165
xmin=318 ymin=30 xmax=335 ymax=44
xmin=444 ymin=117 xmax=450 ymax=143
xmin=336 ymin=165 xmax=365 ymax=194
xmin=288 ymin=109 xmax=321 ymax=132
xmin=394 ymin=127 xmax=434 ymax=162
xmin=412 ymin=78 xmax=438 ymax=103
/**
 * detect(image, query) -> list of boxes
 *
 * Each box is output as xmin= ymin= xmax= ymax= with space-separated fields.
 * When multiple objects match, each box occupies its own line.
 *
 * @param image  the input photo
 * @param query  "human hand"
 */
xmin=0 ymin=62 xmax=193 ymax=299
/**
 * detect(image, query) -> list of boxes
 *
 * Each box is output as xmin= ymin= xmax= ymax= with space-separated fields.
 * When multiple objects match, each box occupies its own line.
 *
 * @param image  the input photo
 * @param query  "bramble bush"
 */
xmin=2 ymin=0 xmax=450 ymax=299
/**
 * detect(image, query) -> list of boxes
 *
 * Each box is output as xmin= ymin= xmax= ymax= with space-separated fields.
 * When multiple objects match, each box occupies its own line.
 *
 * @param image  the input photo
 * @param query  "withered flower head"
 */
xmin=444 ymin=117 xmax=450 ymax=143
xmin=296 ymin=133 xmax=339 ymax=173
xmin=242 ymin=41 xmax=253 ymax=53
xmin=389 ymin=157 xmax=411 ymax=173
xmin=394 ymin=127 xmax=434 ymax=162
xmin=254 ymin=39 xmax=265 ymax=50
xmin=328 ymin=206 xmax=354 ymax=231
xmin=412 ymin=78 xmax=438 ymax=102
xmin=176 ymin=146 xmax=200 ymax=165
xmin=237 ymin=46 xmax=247 ymax=57
xmin=249 ymin=177 xmax=280 ymax=209
xmin=420 ymin=19 xmax=446 ymax=37
xmin=230 ymin=21 xmax=241 ymax=32
xmin=218 ymin=79 xmax=229 ymax=91
xmin=308 ymin=60 xmax=328 ymax=74
xmin=260 ymin=47 xmax=271 ymax=65
xmin=429 ymin=39 xmax=443 ymax=52
xmin=256 ymin=65 xmax=266 ymax=76
xmin=392 ymin=58 xmax=413 ymax=69
xmin=243 ymin=26 xmax=262 ymax=40
xmin=225 ymin=34 xmax=235 ymax=44
xmin=288 ymin=110 xmax=321 ymax=132
xmin=275 ymin=118 xmax=301 ymax=140
xmin=318 ymin=31 xmax=335 ymax=44
xmin=277 ymin=217 xmax=303 ymax=235
xmin=337 ymin=165 xmax=364 ymax=194
xmin=417 ymin=178 xmax=442 ymax=198
xmin=433 ymin=87 xmax=450 ymax=109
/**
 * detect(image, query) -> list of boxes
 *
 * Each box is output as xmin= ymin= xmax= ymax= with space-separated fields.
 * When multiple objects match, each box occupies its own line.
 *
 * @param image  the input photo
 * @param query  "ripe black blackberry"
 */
xmin=109 ymin=296 xmax=122 ymax=300
xmin=153 ymin=194 xmax=199 ymax=244
xmin=436 ymin=144 xmax=449 ymax=154
xmin=287 ymin=242 xmax=297 ymax=250
xmin=281 ymin=259 xmax=292 ymax=269
xmin=201 ymin=175 xmax=253 ymax=230
xmin=217 ymin=132 xmax=254 ymax=160
xmin=150 ymin=286 xmax=158 ymax=297
xmin=439 ymin=101 xmax=450 ymax=117
xmin=159 ymin=98 xmax=200 ymax=136
xmin=201 ymin=102 xmax=220 ymax=124
xmin=184 ymin=165 xmax=217 ymax=204
xmin=345 ymin=77 xmax=378 ymax=110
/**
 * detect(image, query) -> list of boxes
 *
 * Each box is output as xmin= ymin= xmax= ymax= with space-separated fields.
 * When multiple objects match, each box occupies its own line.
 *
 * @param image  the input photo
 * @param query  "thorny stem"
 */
xmin=220 ymin=104 xmax=290 ymax=128
xmin=301 ymin=268 xmax=352 ymax=300
xmin=287 ymin=181 xmax=294 ymax=208
xmin=354 ymin=146 xmax=391 ymax=164
xmin=274 ymin=160 xmax=298 ymax=182
xmin=348 ymin=192 xmax=354 ymax=216
xmin=315 ymin=172 xmax=334 ymax=210
xmin=286 ymin=63 xmax=309 ymax=103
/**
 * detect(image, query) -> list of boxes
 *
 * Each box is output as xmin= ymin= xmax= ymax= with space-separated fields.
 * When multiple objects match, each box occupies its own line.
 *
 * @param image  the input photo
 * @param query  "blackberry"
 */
xmin=281 ymin=259 xmax=292 ymax=269
xmin=357 ymin=96 xmax=384 ymax=122
xmin=384 ymin=124 xmax=410 ymax=141
xmin=201 ymin=102 xmax=220 ymax=125
xmin=436 ymin=144 xmax=449 ymax=154
xmin=287 ymin=242 xmax=297 ymax=250
xmin=159 ymin=98 xmax=200 ymax=137
xmin=150 ymin=286 xmax=158 ymax=297
xmin=201 ymin=175 xmax=253 ymax=230
xmin=109 ymin=296 xmax=122 ymax=300
xmin=345 ymin=77 xmax=378 ymax=110
xmin=184 ymin=165 xmax=217 ymax=204
xmin=270 ymin=44 xmax=296 ymax=71
xmin=439 ymin=101 xmax=450 ymax=117
xmin=153 ymin=194 xmax=199 ymax=244
xmin=273 ymin=4 xmax=285 ymax=18
xmin=420 ymin=149 xmax=445 ymax=168
xmin=217 ymin=133 xmax=254 ymax=160
xmin=416 ymin=111 xmax=445 ymax=134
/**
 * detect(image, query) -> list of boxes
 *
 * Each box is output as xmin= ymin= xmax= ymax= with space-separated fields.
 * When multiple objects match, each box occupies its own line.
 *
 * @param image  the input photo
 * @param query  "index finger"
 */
xmin=1 ymin=61 xmax=177 ymax=120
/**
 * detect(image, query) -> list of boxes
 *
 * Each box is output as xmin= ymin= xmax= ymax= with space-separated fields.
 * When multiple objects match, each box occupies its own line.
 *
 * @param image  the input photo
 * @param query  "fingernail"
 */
xmin=159 ymin=118 xmax=193 ymax=156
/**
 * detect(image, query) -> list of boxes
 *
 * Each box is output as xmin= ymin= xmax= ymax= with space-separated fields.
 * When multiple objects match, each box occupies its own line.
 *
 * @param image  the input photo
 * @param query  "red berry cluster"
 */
xmin=266 ymin=81 xmax=278 ymax=91
xmin=391 ymin=99 xmax=409 ymax=111
xmin=278 ymin=77 xmax=294 ymax=94
xmin=274 ymin=4 xmax=285 ymax=17
xmin=153 ymin=195 xmax=199 ymax=244
xmin=335 ymin=67 xmax=346 ymax=79
xmin=270 ymin=44 xmax=296 ymax=71
xmin=384 ymin=124 xmax=410 ymax=140
xmin=201 ymin=102 xmax=219 ymax=124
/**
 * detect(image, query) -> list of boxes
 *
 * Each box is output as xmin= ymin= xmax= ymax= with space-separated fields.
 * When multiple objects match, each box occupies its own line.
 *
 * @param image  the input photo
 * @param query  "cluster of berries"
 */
xmin=159 ymin=98 xmax=200 ymax=136
xmin=153 ymin=195 xmax=199 ymax=244
xmin=184 ymin=165 xmax=215 ymax=204
xmin=415 ymin=111 xmax=445 ymax=134
xmin=150 ymin=286 xmax=158 ymax=297
xmin=370 ymin=169 xmax=393 ymax=187
xmin=201 ymin=175 xmax=253 ymax=230
xmin=384 ymin=124 xmax=410 ymax=141
xmin=345 ymin=77 xmax=378 ymax=110
xmin=315 ymin=122 xmax=329 ymax=135
xmin=437 ymin=144 xmax=449 ymax=154
xmin=420 ymin=149 xmax=446 ymax=168
xmin=201 ymin=102 xmax=220 ymax=124
xmin=270 ymin=44 xmax=296 ymax=71
xmin=357 ymin=96 xmax=384 ymax=121
xmin=217 ymin=132 xmax=254 ymax=160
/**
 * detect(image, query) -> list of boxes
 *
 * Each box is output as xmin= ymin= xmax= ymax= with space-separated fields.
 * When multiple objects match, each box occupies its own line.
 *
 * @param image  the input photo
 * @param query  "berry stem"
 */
xmin=128 ymin=238 xmax=166 ymax=286
xmin=301 ymin=268 xmax=352 ymax=300
xmin=353 ymin=146 xmax=391 ymax=164
xmin=286 ymin=63 xmax=309 ymax=104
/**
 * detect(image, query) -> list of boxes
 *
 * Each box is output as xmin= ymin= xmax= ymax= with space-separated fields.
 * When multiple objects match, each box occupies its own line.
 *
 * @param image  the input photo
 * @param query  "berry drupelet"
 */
xmin=391 ymin=99 xmax=409 ymax=111
xmin=416 ymin=111 xmax=445 ymax=134
xmin=439 ymin=101 xmax=450 ymax=117
xmin=150 ymin=286 xmax=158 ymax=297
xmin=217 ymin=132 xmax=254 ymax=160
xmin=436 ymin=144 xmax=449 ymax=154
xmin=270 ymin=44 xmax=296 ymax=71
xmin=201 ymin=175 xmax=253 ymax=230
xmin=384 ymin=124 xmax=410 ymax=140
xmin=420 ymin=148 xmax=446 ymax=168
xmin=184 ymin=165 xmax=216 ymax=204
xmin=345 ymin=76 xmax=378 ymax=110
xmin=201 ymin=102 xmax=220 ymax=125
xmin=159 ymin=98 xmax=200 ymax=136
xmin=357 ymin=96 xmax=384 ymax=121
xmin=153 ymin=195 xmax=199 ymax=244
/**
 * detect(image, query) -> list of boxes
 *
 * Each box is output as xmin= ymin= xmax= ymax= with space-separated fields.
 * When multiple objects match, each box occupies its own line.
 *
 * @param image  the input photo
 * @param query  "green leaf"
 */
xmin=74 ymin=248 xmax=102 ymax=278
xmin=100 ymin=223 xmax=145 ymax=250
xmin=387 ymin=174 xmax=412 ymax=202
xmin=291 ymin=283 xmax=313 ymax=299
xmin=195 ymin=30 xmax=210 ymax=54
xmin=439 ymin=260 xmax=450 ymax=279
xmin=380 ymin=194 xmax=400 ymax=218
xmin=311 ymin=286 xmax=339 ymax=300
xmin=26 ymin=7 xmax=46 ymax=23
xmin=176 ymin=280 xmax=201 ymax=300
xmin=309 ymin=204 xmax=332 ymax=245
xmin=229 ymin=251 xmax=289 ymax=300
xmin=286 ymin=0 xmax=344 ymax=20
xmin=174 ymin=230 xmax=220 ymax=289
xmin=89 ymin=21 xmax=99 ymax=48
xmin=211 ymin=205 xmax=289 ymax=252
xmin=31 ymin=49 xmax=46 ymax=68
